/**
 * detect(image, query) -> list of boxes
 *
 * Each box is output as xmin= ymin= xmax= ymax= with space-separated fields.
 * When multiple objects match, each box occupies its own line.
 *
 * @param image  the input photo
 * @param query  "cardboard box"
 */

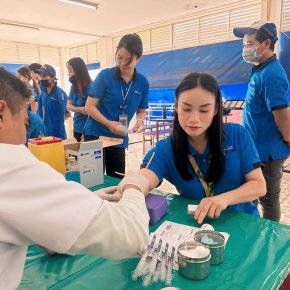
xmin=64 ymin=136 xmax=123 ymax=188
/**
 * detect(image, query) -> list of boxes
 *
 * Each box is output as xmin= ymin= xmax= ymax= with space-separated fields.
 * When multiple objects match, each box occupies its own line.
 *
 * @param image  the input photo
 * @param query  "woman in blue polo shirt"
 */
xmin=67 ymin=57 xmax=91 ymax=142
xmin=85 ymin=34 xmax=149 ymax=178
xmin=140 ymin=72 xmax=266 ymax=224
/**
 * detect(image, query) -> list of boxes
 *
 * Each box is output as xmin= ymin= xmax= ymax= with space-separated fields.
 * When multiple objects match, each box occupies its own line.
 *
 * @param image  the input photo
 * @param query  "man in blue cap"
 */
xmin=233 ymin=20 xmax=290 ymax=222
xmin=37 ymin=64 xmax=68 ymax=139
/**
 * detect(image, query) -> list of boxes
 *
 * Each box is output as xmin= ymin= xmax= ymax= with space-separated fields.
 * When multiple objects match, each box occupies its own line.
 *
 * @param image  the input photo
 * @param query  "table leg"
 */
xmin=156 ymin=121 xmax=160 ymax=142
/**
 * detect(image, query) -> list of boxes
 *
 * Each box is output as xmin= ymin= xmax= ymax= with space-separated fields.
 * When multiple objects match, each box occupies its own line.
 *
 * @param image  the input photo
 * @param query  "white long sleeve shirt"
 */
xmin=0 ymin=144 xmax=149 ymax=290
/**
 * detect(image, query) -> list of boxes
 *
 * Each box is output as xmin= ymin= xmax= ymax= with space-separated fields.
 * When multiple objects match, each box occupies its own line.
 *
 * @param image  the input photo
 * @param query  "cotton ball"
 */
xmin=200 ymin=224 xmax=214 ymax=231
xmin=201 ymin=234 xmax=218 ymax=245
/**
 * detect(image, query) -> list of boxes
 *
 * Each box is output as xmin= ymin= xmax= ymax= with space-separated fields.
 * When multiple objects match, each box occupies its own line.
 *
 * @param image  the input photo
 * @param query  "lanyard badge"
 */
xmin=119 ymin=80 xmax=133 ymax=128
xmin=120 ymin=80 xmax=133 ymax=114
xmin=119 ymin=114 xmax=128 ymax=128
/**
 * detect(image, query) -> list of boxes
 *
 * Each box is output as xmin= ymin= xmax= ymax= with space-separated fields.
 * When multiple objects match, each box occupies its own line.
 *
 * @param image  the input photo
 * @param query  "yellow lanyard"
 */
xmin=188 ymin=154 xmax=214 ymax=198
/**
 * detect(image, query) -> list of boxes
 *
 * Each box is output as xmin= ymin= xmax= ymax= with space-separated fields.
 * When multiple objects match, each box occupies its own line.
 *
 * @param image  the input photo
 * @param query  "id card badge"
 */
xmin=119 ymin=114 xmax=128 ymax=128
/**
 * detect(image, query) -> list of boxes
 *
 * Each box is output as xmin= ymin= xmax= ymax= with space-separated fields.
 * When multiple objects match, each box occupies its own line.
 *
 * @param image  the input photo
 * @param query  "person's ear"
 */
xmin=263 ymin=39 xmax=271 ymax=49
xmin=0 ymin=100 xmax=7 ymax=125
xmin=0 ymin=100 xmax=6 ymax=113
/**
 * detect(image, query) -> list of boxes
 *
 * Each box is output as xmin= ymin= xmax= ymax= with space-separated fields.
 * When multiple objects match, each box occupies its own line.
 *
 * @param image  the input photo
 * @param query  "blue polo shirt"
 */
xmin=141 ymin=123 xmax=262 ymax=215
xmin=26 ymin=111 xmax=46 ymax=145
xmin=84 ymin=67 xmax=149 ymax=148
xmin=243 ymin=55 xmax=290 ymax=162
xmin=42 ymin=84 xmax=67 ymax=139
xmin=68 ymin=84 xmax=91 ymax=134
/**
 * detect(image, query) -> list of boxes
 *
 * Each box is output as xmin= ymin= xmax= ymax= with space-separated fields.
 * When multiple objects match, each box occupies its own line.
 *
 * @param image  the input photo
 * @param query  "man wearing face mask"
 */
xmin=37 ymin=64 xmax=68 ymax=139
xmin=233 ymin=20 xmax=290 ymax=222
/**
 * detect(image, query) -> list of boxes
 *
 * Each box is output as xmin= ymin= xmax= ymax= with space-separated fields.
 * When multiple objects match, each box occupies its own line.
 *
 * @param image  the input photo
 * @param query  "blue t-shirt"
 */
xmin=84 ymin=67 xmax=149 ymax=148
xmin=32 ymin=87 xmax=39 ymax=102
xmin=27 ymin=87 xmax=39 ymax=112
xmin=242 ymin=56 xmax=290 ymax=161
xmin=68 ymin=84 xmax=90 ymax=133
xmin=42 ymin=84 xmax=67 ymax=139
xmin=141 ymin=123 xmax=262 ymax=215
xmin=26 ymin=111 xmax=46 ymax=145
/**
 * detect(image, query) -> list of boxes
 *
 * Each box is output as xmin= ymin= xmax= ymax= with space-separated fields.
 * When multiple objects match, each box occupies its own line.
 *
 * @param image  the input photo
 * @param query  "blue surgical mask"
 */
xmin=242 ymin=43 xmax=263 ymax=64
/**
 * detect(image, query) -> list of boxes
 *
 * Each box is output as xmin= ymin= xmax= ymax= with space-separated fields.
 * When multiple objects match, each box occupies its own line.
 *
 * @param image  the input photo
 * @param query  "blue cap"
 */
xmin=37 ymin=64 xmax=56 ymax=78
xmin=233 ymin=20 xmax=278 ymax=42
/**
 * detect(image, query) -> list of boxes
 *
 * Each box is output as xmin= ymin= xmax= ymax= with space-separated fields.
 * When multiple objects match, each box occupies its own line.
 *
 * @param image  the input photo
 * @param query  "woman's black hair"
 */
xmin=172 ymin=72 xmax=225 ymax=184
xmin=67 ymin=57 xmax=92 ymax=96
xmin=116 ymin=33 xmax=143 ymax=65
xmin=17 ymin=66 xmax=41 ymax=96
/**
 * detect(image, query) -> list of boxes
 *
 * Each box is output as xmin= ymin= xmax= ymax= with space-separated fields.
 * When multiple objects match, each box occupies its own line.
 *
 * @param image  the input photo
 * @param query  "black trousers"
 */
xmin=73 ymin=131 xmax=83 ymax=142
xmin=84 ymin=135 xmax=125 ymax=178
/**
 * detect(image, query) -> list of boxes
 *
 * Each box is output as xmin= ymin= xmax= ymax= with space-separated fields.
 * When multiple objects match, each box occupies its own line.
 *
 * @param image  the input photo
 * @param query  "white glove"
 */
xmin=118 ymin=171 xmax=149 ymax=195
xmin=94 ymin=186 xmax=121 ymax=202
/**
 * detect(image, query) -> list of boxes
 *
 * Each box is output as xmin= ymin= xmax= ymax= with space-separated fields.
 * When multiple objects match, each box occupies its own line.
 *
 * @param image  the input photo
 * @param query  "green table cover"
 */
xmin=19 ymin=176 xmax=290 ymax=290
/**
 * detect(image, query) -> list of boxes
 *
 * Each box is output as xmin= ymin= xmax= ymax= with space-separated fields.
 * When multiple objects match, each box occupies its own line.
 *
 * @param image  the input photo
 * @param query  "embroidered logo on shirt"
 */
xmin=224 ymin=145 xmax=234 ymax=152
xmin=134 ymin=90 xmax=141 ymax=95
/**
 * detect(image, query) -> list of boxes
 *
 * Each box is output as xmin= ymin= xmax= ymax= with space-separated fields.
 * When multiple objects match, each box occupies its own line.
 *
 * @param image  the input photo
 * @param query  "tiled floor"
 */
xmin=126 ymin=133 xmax=290 ymax=226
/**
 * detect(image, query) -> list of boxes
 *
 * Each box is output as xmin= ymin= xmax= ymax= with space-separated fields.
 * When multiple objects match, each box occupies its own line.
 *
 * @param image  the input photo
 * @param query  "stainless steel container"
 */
xmin=177 ymin=241 xmax=211 ymax=280
xmin=194 ymin=230 xmax=225 ymax=265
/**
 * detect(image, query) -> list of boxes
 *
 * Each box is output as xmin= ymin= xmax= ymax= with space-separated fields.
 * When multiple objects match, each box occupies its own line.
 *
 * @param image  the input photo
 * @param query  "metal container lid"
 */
xmin=178 ymin=241 xmax=211 ymax=262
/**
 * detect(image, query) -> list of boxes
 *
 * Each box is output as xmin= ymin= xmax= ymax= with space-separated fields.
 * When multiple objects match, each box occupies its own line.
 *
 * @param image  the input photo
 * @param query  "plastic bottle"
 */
xmin=65 ymin=156 xmax=81 ymax=183
xmin=162 ymin=106 xmax=167 ymax=119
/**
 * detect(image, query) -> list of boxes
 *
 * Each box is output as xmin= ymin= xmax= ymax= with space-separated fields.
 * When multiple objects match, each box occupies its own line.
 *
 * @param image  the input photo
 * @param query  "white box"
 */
xmin=64 ymin=136 xmax=123 ymax=188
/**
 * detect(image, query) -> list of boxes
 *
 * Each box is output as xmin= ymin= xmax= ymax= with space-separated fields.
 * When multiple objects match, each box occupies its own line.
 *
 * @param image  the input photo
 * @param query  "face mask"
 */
xmin=69 ymin=75 xmax=77 ymax=84
xmin=242 ymin=43 xmax=263 ymax=64
xmin=29 ymin=79 xmax=34 ymax=87
xmin=41 ymin=79 xmax=51 ymax=87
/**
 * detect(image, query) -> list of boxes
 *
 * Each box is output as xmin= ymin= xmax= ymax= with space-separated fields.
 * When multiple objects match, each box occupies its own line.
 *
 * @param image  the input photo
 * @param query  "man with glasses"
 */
xmin=233 ymin=20 xmax=290 ymax=222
